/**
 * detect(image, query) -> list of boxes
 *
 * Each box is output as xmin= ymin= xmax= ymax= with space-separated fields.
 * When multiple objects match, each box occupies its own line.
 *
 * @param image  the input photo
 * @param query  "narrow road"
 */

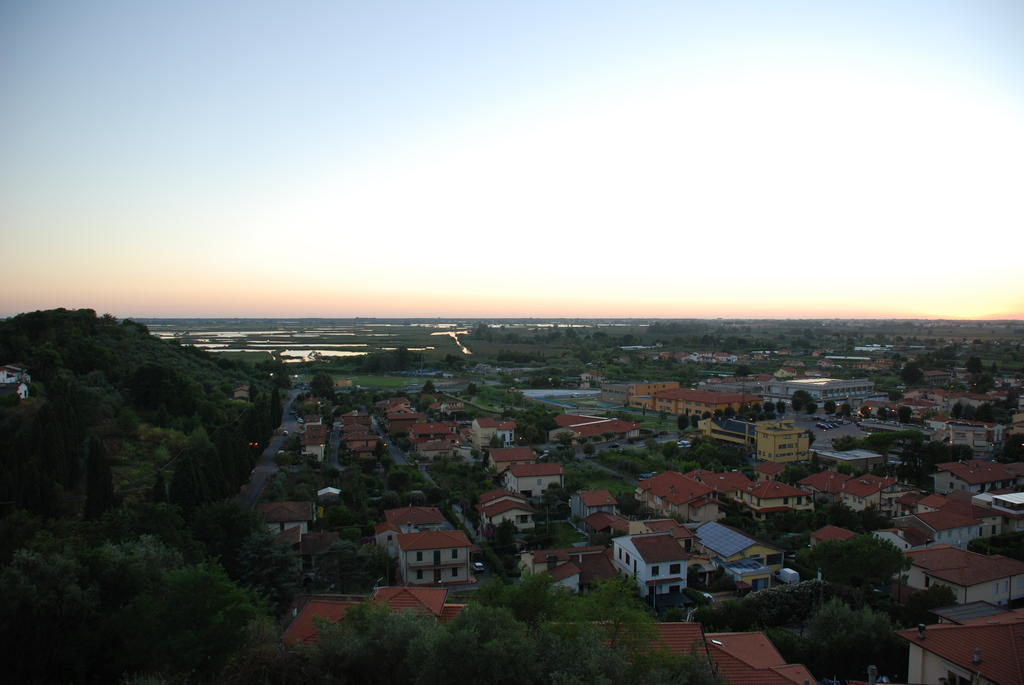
xmin=240 ymin=388 xmax=301 ymax=509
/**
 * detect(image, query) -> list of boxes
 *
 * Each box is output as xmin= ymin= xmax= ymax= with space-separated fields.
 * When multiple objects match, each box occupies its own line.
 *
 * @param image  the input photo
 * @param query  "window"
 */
xmin=416 ymin=570 xmax=423 ymax=580
xmin=652 ymin=565 xmax=660 ymax=577
xmin=452 ymin=567 xmax=458 ymax=577
xmin=416 ymin=551 xmax=423 ymax=561
xmin=452 ymin=549 xmax=458 ymax=559
xmin=669 ymin=563 xmax=681 ymax=574
xmin=625 ymin=552 xmax=630 ymax=565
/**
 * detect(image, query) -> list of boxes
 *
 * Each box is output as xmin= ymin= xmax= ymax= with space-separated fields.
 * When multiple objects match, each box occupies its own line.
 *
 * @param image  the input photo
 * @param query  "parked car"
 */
xmin=472 ymin=562 xmax=486 ymax=573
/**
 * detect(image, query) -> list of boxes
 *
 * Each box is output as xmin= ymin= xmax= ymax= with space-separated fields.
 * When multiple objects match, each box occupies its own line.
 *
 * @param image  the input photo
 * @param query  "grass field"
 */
xmin=345 ymin=375 xmax=415 ymax=388
xmin=218 ymin=350 xmax=273 ymax=363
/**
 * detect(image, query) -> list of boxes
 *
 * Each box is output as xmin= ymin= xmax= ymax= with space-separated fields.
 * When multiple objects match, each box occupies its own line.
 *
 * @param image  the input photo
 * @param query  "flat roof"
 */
xmin=994 ymin=492 xmax=1024 ymax=505
xmin=814 ymin=449 xmax=884 ymax=461
xmin=931 ymin=601 xmax=1010 ymax=624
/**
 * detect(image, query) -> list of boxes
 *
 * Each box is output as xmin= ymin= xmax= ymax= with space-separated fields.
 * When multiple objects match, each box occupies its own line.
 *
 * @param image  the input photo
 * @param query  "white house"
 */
xmin=611 ymin=532 xmax=689 ymax=609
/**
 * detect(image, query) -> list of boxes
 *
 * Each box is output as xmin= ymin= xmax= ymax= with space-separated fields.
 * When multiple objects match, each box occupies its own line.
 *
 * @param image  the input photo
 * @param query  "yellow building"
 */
xmin=699 ymin=418 xmax=809 ymax=464
xmin=633 ymin=388 xmax=760 ymax=415
xmin=693 ymin=521 xmax=784 ymax=591
xmin=755 ymin=420 xmax=810 ymax=463
xmin=740 ymin=481 xmax=814 ymax=519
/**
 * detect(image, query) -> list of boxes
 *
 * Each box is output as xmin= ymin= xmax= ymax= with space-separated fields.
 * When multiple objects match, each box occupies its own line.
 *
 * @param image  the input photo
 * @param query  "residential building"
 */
xmin=570 ymin=489 xmax=619 ymax=519
xmin=582 ymin=510 xmax=630 ymax=536
xmin=476 ymin=489 xmax=535 ymax=533
xmin=754 ymin=461 xmax=785 ymax=483
xmin=503 ymin=463 xmax=564 ymax=497
xmin=984 ymin=492 xmax=1024 ymax=533
xmin=414 ymin=439 xmax=454 ymax=461
xmin=810 ymin=525 xmax=857 ymax=546
xmin=0 ymin=363 xmax=29 ymax=385
xmin=740 ymin=481 xmax=814 ymax=519
xmin=611 ymin=532 xmax=689 ymax=609
xmin=684 ymin=469 xmax=755 ymax=504
xmin=798 ymin=470 xmax=852 ymax=504
xmin=904 ymin=544 xmax=1024 ymax=606
xmin=487 ymin=446 xmax=537 ymax=474
xmin=579 ymin=371 xmax=605 ymax=388
xmin=691 ymin=521 xmax=784 ymax=591
xmin=635 ymin=472 xmax=720 ymax=523
xmin=934 ymin=460 xmax=1018 ymax=494
xmin=698 ymin=417 xmax=758 ymax=447
xmin=840 ymin=474 xmax=906 ymax=516
xmin=702 ymin=630 xmax=816 ymax=684
xmin=629 ymin=518 xmax=697 ymax=553
xmin=407 ymin=421 xmax=458 ymax=444
xmin=257 ymin=501 xmax=314 ymax=535
xmin=283 ymin=587 xmax=465 ymax=644
xmin=386 ymin=411 xmax=427 ymax=434
xmin=301 ymin=424 xmax=328 ymax=461
xmin=471 ymin=417 xmax=516 ymax=449
xmin=873 ymin=527 xmax=930 ymax=552
xmin=928 ymin=420 xmax=1006 ymax=457
xmin=396 ymin=530 xmax=474 ymax=586
xmin=518 ymin=546 xmax=616 ymax=593
xmin=899 ymin=609 xmax=1024 ymax=685
xmin=547 ymin=414 xmax=641 ymax=442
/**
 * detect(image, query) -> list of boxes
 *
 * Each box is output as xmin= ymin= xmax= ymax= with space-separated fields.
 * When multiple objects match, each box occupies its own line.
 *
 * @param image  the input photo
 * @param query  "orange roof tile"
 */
xmin=488 ymin=446 xmax=536 ymax=462
xmin=810 ymin=525 xmax=857 ymax=543
xmin=907 ymin=544 xmax=1024 ymax=586
xmin=579 ymin=489 xmax=618 ymax=507
xmin=384 ymin=506 xmax=447 ymax=526
xmin=898 ymin=611 xmax=1024 ymax=685
xmin=507 ymin=463 xmax=564 ymax=478
xmin=397 ymin=530 xmax=471 ymax=551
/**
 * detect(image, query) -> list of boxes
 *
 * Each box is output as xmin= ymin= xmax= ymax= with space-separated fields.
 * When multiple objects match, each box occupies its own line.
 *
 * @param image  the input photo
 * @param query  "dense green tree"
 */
xmin=796 ymin=535 xmax=907 ymax=588
xmin=803 ymin=598 xmax=905 ymax=680
xmin=965 ymin=356 xmax=983 ymax=374
xmin=84 ymin=435 xmax=115 ymax=519
xmin=191 ymin=499 xmax=263 ymax=580
xmin=899 ymin=362 xmax=924 ymax=385
xmin=897 ymin=405 xmax=912 ymax=423
xmin=901 ymin=584 xmax=957 ymax=626
xmin=823 ymin=400 xmax=836 ymax=415
xmin=124 ymin=563 xmax=264 ymax=679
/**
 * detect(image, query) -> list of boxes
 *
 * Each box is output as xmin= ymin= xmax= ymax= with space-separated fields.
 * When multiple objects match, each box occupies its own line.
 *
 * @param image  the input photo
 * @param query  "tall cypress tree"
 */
xmin=84 ymin=435 xmax=114 ymax=519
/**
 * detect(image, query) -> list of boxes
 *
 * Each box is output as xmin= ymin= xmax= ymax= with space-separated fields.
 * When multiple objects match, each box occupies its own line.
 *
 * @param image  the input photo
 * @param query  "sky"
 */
xmin=2 ymin=0 xmax=1023 ymax=320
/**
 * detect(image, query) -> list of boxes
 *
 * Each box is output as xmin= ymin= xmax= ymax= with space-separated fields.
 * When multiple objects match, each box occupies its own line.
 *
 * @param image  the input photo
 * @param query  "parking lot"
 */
xmin=788 ymin=412 xmax=868 ymax=449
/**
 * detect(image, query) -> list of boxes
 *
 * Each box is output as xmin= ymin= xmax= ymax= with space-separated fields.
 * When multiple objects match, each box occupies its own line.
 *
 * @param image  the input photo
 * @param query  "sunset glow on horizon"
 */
xmin=2 ymin=1 xmax=1022 ymax=321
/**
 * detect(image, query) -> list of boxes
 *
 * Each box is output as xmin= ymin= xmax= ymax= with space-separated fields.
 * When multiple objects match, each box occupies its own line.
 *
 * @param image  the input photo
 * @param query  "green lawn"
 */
xmin=532 ymin=520 xmax=586 ymax=548
xmin=565 ymin=462 xmax=635 ymax=498
xmin=347 ymin=375 xmax=416 ymax=388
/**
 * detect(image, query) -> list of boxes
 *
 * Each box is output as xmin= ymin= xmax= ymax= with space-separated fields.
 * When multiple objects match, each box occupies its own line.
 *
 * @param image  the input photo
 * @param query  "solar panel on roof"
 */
xmin=695 ymin=522 xmax=754 ymax=557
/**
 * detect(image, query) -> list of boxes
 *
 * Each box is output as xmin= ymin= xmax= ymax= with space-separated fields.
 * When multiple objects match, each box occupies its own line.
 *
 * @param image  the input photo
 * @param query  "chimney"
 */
xmin=972 ymin=647 xmax=982 ymax=665
xmin=918 ymin=623 xmax=926 ymax=640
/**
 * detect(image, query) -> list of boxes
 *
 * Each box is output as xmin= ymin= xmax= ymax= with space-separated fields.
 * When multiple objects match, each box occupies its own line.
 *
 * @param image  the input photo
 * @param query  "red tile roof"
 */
xmin=488 ymin=446 xmax=537 ymax=462
xmin=810 ymin=525 xmax=857 ymax=543
xmin=686 ymin=469 xmax=755 ymax=494
xmin=705 ymin=631 xmax=815 ymax=685
xmin=937 ymin=460 xmax=1016 ymax=485
xmin=475 ymin=417 xmax=516 ymax=429
xmin=582 ymin=511 xmax=629 ymax=533
xmin=507 ymin=463 xmax=564 ymax=478
xmin=631 ymin=534 xmax=690 ymax=563
xmin=745 ymin=481 xmax=807 ymax=500
xmin=408 ymin=421 xmax=457 ymax=436
xmin=396 ymin=529 xmax=472 ymax=551
xmin=912 ymin=507 xmax=982 ymax=532
xmin=840 ymin=474 xmax=896 ymax=498
xmin=798 ymin=470 xmax=851 ymax=495
xmin=898 ymin=610 xmax=1024 ymax=685
xmin=638 ymin=471 xmax=715 ymax=506
xmin=299 ymin=531 xmax=339 ymax=556
xmin=478 ymin=488 xmax=523 ymax=505
xmin=755 ymin=462 xmax=785 ymax=475
xmin=384 ymin=506 xmax=447 ymax=527
xmin=654 ymin=623 xmax=708 ymax=657
xmin=257 ymin=501 xmax=313 ymax=523
xmin=372 ymin=586 xmax=448 ymax=617
xmin=570 ymin=419 xmax=640 ymax=438
xmin=478 ymin=498 xmax=535 ymax=518
xmin=282 ymin=597 xmax=357 ymax=644
xmin=643 ymin=519 xmax=695 ymax=539
xmin=907 ymin=544 xmax=1024 ymax=586
xmin=579 ymin=489 xmax=618 ymax=507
